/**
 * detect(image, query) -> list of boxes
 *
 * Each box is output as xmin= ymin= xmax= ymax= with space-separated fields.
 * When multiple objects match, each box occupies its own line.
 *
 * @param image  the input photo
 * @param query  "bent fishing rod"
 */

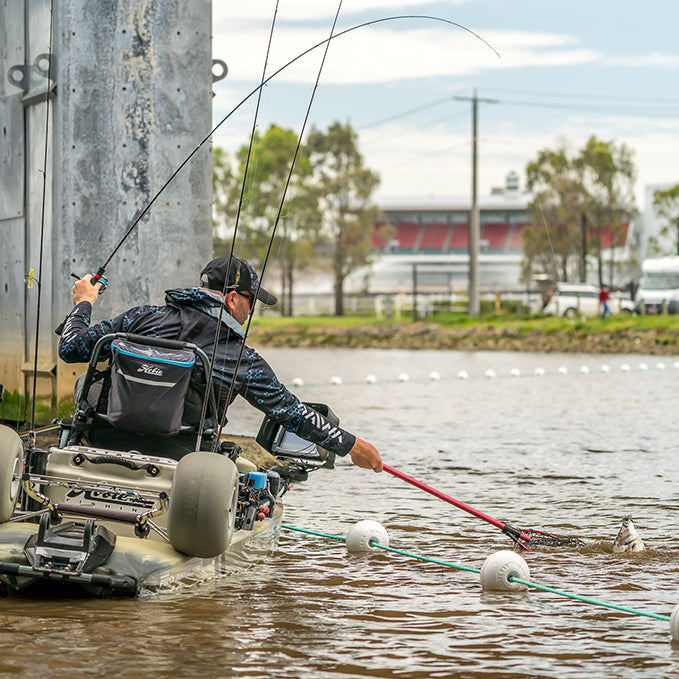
xmin=53 ymin=14 xmax=499 ymax=337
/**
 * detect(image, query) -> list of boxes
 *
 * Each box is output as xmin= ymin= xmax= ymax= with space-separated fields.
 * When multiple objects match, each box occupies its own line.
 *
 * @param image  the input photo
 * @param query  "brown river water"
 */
xmin=2 ymin=348 xmax=679 ymax=678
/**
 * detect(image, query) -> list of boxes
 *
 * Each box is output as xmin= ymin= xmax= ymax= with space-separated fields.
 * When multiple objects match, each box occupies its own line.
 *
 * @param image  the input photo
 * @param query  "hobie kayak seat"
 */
xmin=60 ymin=333 xmax=220 ymax=458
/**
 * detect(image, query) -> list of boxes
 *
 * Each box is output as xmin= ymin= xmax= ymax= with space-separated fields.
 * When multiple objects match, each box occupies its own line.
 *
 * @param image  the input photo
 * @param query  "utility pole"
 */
xmin=581 ymin=212 xmax=588 ymax=282
xmin=412 ymin=264 xmax=418 ymax=322
xmin=454 ymin=90 xmax=498 ymax=316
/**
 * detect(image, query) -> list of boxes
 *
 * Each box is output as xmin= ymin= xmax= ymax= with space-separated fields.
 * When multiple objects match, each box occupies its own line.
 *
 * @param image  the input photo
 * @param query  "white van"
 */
xmin=539 ymin=282 xmax=634 ymax=318
xmin=635 ymin=257 xmax=679 ymax=314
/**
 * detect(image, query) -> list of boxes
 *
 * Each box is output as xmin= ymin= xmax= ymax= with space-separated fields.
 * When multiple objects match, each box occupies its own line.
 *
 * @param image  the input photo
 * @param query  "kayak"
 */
xmin=0 ymin=332 xmax=336 ymax=598
xmin=0 ymin=432 xmax=286 ymax=598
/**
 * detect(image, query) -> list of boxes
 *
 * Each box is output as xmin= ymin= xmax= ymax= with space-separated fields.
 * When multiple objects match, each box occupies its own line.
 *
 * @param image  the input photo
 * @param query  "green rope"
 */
xmin=509 ymin=577 xmax=671 ymax=622
xmin=282 ymin=524 xmax=347 ymax=541
xmin=371 ymin=542 xmax=481 ymax=574
xmin=280 ymin=524 xmax=672 ymax=623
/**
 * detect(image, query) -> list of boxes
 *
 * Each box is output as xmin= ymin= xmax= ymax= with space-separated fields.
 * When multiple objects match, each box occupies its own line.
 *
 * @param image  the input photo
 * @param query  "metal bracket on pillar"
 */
xmin=9 ymin=52 xmax=56 ymax=106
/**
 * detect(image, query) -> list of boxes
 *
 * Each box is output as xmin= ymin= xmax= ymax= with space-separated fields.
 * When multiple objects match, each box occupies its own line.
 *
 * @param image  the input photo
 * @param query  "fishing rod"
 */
xmin=53 ymin=14 xmax=499 ymax=339
xmin=210 ymin=2 xmax=352 ymax=445
xmin=26 ymin=0 xmax=55 ymax=437
xmin=194 ymin=0 xmax=283 ymax=448
xmin=383 ymin=464 xmax=584 ymax=550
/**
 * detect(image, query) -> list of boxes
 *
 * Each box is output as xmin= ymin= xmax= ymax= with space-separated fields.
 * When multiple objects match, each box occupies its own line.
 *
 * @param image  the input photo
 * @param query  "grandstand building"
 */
xmin=359 ymin=172 xmax=532 ymax=294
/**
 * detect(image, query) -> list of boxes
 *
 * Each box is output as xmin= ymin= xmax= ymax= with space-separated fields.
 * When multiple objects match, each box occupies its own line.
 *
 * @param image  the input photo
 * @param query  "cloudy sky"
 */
xmin=211 ymin=1 xmax=679 ymax=210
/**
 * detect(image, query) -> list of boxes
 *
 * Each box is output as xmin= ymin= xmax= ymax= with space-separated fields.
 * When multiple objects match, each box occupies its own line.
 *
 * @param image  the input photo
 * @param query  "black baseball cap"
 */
xmin=200 ymin=255 xmax=278 ymax=306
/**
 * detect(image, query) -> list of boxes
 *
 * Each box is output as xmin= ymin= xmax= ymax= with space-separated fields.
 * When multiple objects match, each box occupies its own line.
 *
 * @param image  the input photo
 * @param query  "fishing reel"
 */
xmin=54 ymin=268 xmax=109 ymax=336
xmin=235 ymin=469 xmax=283 ymax=531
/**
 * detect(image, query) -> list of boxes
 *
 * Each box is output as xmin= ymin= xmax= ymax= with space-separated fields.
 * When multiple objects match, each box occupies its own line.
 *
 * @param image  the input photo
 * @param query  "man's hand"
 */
xmin=71 ymin=274 xmax=102 ymax=306
xmin=348 ymin=437 xmax=383 ymax=472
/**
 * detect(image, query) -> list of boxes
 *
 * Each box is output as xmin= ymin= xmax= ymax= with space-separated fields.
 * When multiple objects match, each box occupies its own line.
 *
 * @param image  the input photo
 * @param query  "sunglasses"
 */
xmin=237 ymin=290 xmax=254 ymax=304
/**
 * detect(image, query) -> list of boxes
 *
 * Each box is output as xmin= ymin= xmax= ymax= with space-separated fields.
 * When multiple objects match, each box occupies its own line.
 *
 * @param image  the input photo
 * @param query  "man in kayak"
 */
xmin=58 ymin=255 xmax=383 ymax=473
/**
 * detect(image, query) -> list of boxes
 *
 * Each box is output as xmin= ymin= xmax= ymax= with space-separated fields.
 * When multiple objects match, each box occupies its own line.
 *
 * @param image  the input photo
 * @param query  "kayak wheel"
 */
xmin=167 ymin=452 xmax=238 ymax=558
xmin=480 ymin=550 xmax=530 ymax=591
xmin=0 ymin=425 xmax=24 ymax=523
xmin=346 ymin=520 xmax=389 ymax=552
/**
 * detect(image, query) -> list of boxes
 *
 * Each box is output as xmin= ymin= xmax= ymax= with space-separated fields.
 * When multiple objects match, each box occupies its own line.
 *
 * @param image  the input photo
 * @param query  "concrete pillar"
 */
xmin=0 ymin=0 xmax=214 ymax=408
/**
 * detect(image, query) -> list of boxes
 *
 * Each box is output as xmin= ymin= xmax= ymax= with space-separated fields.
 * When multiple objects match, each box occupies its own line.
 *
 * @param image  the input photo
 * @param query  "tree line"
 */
xmin=214 ymin=124 xmax=679 ymax=314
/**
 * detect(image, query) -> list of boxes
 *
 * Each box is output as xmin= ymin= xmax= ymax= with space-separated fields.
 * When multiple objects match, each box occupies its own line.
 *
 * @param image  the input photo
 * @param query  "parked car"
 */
xmin=538 ymin=283 xmax=634 ymax=318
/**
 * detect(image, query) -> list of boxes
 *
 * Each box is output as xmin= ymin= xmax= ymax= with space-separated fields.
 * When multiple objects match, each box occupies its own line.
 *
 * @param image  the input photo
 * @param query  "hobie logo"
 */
xmin=137 ymin=363 xmax=163 ymax=376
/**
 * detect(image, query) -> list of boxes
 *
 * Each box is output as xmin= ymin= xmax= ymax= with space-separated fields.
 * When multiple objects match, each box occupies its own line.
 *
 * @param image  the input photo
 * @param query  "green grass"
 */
xmin=0 ymin=390 xmax=74 ymax=429
xmin=251 ymin=311 xmax=679 ymax=335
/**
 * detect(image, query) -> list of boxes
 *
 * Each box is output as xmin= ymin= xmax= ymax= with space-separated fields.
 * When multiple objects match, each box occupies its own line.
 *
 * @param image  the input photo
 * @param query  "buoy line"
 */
xmin=287 ymin=360 xmax=679 ymax=389
xmin=281 ymin=523 xmax=676 ymax=638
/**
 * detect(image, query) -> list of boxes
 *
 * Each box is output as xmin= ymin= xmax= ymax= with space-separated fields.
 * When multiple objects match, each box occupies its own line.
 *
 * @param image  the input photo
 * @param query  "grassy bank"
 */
xmin=248 ymin=312 xmax=679 ymax=354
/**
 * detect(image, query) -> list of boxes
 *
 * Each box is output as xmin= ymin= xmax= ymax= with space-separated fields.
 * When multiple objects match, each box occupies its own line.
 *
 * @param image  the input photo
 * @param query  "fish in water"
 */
xmin=613 ymin=516 xmax=645 ymax=553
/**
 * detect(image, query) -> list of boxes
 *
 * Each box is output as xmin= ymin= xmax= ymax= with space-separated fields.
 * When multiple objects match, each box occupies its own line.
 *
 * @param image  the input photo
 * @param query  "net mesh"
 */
xmin=521 ymin=528 xmax=586 ymax=548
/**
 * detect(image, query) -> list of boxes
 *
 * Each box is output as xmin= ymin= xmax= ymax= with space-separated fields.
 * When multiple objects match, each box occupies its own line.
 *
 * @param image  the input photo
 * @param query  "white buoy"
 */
xmin=510 ymin=368 xmax=521 ymax=377
xmin=292 ymin=377 xmax=304 ymax=387
xmin=600 ymin=364 xmax=610 ymax=373
xmin=656 ymin=362 xmax=666 ymax=370
xmin=330 ymin=376 xmax=342 ymax=385
xmin=365 ymin=374 xmax=377 ymax=384
xmin=398 ymin=373 xmax=409 ymax=382
xmin=485 ymin=369 xmax=496 ymax=379
xmin=673 ymin=361 xmax=679 ymax=370
xmin=670 ymin=603 xmax=679 ymax=642
xmin=429 ymin=371 xmax=440 ymax=381
xmin=579 ymin=366 xmax=590 ymax=374
xmin=480 ymin=550 xmax=530 ymax=591
xmin=534 ymin=367 xmax=545 ymax=376
xmin=639 ymin=363 xmax=648 ymax=371
xmin=345 ymin=520 xmax=389 ymax=552
xmin=621 ymin=363 xmax=630 ymax=372
xmin=558 ymin=366 xmax=568 ymax=375
xmin=458 ymin=370 xmax=469 ymax=380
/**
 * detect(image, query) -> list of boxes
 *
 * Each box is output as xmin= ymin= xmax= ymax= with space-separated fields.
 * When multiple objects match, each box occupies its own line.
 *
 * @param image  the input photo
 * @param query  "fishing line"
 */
xmin=52 ymin=13 xmax=499 ymax=444
xmin=195 ymin=0 xmax=282 ymax=448
xmin=27 ymin=0 xmax=55 ymax=436
xmin=88 ymin=14 xmax=499 ymax=283
xmin=212 ymin=0 xmax=348 ymax=445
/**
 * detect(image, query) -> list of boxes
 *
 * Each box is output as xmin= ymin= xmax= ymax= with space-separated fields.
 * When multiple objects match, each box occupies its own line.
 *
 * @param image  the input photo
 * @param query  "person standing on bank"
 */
xmin=58 ymin=255 xmax=383 ymax=473
xmin=599 ymin=285 xmax=612 ymax=320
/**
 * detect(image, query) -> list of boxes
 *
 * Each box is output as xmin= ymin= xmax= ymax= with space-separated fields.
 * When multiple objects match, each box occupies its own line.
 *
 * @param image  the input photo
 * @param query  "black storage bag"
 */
xmin=107 ymin=338 xmax=196 ymax=436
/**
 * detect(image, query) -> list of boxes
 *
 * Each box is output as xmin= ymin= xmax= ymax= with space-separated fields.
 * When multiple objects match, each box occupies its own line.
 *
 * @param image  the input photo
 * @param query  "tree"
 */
xmin=523 ymin=147 xmax=586 ymax=284
xmin=212 ymin=125 xmax=321 ymax=315
xmin=652 ymin=184 xmax=679 ymax=255
xmin=522 ymin=137 xmax=637 ymax=287
xmin=306 ymin=122 xmax=380 ymax=316
xmin=576 ymin=136 xmax=637 ymax=285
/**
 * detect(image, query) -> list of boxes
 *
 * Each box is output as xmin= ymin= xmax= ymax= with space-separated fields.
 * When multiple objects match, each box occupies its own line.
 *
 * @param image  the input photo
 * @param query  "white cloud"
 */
xmin=211 ymin=3 xmax=679 ymax=212
xmin=605 ymin=52 xmax=679 ymax=69
xmin=213 ymin=0 xmax=467 ymax=25
xmin=213 ymin=23 xmax=604 ymax=85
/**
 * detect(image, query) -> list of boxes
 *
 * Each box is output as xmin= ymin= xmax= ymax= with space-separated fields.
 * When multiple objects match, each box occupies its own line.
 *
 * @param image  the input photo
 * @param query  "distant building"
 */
xmin=352 ymin=172 xmax=531 ymax=294
xmin=355 ymin=172 xmax=636 ymax=295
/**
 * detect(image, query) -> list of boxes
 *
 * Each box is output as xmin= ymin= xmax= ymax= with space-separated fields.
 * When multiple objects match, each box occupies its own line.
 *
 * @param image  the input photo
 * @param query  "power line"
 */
xmin=484 ymin=86 xmax=679 ymax=105
xmin=357 ymin=95 xmax=458 ymax=129
xmin=358 ymin=90 xmax=679 ymax=131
